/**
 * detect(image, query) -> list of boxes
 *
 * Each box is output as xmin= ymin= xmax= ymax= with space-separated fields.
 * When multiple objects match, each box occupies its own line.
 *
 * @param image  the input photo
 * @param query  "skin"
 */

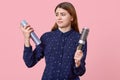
xmin=55 ymin=8 xmax=73 ymax=33
xmin=20 ymin=7 xmax=83 ymax=67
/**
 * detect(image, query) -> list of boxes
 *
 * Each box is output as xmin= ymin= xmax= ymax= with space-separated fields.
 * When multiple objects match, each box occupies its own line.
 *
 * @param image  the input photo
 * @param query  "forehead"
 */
xmin=55 ymin=8 xmax=69 ymax=13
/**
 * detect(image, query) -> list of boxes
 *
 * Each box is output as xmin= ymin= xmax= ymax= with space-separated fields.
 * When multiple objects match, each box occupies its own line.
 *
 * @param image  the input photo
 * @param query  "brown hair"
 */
xmin=51 ymin=2 xmax=80 ymax=33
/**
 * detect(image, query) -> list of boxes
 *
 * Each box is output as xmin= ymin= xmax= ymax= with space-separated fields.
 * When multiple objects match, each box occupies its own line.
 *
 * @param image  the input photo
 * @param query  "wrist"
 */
xmin=24 ymin=38 xmax=31 ymax=47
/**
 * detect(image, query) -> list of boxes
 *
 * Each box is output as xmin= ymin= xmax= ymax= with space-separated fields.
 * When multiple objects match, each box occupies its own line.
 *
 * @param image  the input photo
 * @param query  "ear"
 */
xmin=71 ymin=16 xmax=73 ymax=21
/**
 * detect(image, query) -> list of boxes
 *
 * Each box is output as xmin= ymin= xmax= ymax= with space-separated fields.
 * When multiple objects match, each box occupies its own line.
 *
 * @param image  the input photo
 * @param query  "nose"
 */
xmin=57 ymin=15 xmax=62 ymax=20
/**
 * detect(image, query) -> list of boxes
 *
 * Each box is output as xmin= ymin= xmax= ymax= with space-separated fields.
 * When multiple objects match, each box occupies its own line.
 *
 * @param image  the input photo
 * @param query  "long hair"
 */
xmin=51 ymin=2 xmax=80 ymax=33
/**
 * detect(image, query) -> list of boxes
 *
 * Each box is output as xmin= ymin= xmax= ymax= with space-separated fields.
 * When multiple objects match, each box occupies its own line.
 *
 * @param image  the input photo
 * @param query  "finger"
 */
xmin=77 ymin=50 xmax=83 ymax=55
xmin=74 ymin=55 xmax=80 ymax=59
xmin=77 ymin=50 xmax=82 ymax=53
xmin=20 ymin=25 xmax=26 ymax=32
xmin=77 ymin=52 xmax=83 ymax=56
xmin=20 ymin=23 xmax=29 ymax=28
xmin=75 ymin=50 xmax=81 ymax=57
xmin=79 ymin=50 xmax=82 ymax=53
xmin=74 ymin=59 xmax=80 ymax=64
xmin=75 ymin=59 xmax=78 ymax=63
xmin=28 ymin=28 xmax=34 ymax=33
xmin=74 ymin=56 xmax=80 ymax=60
xmin=26 ymin=27 xmax=33 ymax=31
xmin=22 ymin=25 xmax=31 ymax=29
xmin=74 ymin=53 xmax=83 ymax=60
xmin=74 ymin=50 xmax=83 ymax=60
xmin=74 ymin=53 xmax=79 ymax=59
xmin=75 ymin=59 xmax=77 ymax=64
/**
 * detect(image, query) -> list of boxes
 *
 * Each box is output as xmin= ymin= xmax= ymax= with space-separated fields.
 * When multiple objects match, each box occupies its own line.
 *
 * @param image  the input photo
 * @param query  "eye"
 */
xmin=55 ymin=13 xmax=58 ymax=16
xmin=61 ymin=13 xmax=66 ymax=16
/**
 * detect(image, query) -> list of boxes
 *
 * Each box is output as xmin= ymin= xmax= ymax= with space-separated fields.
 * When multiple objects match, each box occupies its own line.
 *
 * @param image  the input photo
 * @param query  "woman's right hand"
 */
xmin=20 ymin=24 xmax=34 ymax=47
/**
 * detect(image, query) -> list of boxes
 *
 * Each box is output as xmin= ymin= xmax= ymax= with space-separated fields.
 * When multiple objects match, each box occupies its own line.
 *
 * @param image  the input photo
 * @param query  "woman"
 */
xmin=20 ymin=2 xmax=87 ymax=80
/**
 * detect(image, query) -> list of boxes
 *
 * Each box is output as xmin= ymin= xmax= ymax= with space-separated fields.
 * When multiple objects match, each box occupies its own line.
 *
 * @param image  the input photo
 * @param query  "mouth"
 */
xmin=57 ymin=21 xmax=63 ymax=24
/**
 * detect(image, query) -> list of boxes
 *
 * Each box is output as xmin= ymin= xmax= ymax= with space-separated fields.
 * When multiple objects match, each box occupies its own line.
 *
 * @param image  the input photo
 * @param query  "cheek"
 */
xmin=62 ymin=16 xmax=70 ymax=21
xmin=63 ymin=16 xmax=69 ymax=20
xmin=63 ymin=17 xmax=72 ymax=24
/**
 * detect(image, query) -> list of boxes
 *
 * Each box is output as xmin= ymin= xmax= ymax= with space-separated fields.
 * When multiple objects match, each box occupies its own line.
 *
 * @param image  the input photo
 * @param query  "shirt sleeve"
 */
xmin=23 ymin=34 xmax=45 ymax=68
xmin=73 ymin=41 xmax=87 ymax=76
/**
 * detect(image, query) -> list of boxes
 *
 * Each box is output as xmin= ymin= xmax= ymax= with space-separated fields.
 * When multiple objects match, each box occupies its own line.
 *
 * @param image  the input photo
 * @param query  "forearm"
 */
xmin=74 ymin=41 xmax=87 ymax=76
xmin=24 ymin=38 xmax=31 ymax=47
xmin=23 ymin=46 xmax=35 ymax=68
xmin=23 ymin=44 xmax=44 ymax=68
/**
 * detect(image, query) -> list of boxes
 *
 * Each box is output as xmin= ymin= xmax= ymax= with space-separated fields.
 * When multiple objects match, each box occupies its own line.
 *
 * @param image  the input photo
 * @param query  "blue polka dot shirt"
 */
xmin=23 ymin=29 xmax=87 ymax=80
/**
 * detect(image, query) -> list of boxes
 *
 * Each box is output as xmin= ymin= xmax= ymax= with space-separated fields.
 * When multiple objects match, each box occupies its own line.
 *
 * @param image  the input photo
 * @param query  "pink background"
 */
xmin=0 ymin=0 xmax=120 ymax=80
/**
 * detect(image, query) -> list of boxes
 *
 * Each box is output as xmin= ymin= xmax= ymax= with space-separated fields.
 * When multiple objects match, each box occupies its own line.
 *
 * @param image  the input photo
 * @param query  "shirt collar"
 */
xmin=55 ymin=28 xmax=73 ymax=37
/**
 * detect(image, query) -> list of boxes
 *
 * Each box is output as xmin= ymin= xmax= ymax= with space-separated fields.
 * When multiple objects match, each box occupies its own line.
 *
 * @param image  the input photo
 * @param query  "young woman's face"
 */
xmin=55 ymin=8 xmax=73 ymax=28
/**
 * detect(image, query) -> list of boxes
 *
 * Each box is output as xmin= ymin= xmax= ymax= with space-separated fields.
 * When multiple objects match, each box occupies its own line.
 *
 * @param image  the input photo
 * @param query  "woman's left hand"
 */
xmin=74 ymin=49 xmax=83 ymax=67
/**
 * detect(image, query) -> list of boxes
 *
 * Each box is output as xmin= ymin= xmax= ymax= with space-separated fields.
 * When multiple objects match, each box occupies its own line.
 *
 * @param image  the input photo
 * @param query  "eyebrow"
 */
xmin=55 ymin=12 xmax=66 ymax=14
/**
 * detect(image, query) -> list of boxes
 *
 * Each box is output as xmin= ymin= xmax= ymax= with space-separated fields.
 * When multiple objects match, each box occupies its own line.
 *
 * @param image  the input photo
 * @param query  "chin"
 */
xmin=58 ymin=26 xmax=65 ymax=28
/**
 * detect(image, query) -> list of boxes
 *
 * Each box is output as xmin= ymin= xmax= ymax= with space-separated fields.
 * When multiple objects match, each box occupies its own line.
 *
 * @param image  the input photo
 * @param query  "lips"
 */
xmin=57 ymin=21 xmax=63 ymax=24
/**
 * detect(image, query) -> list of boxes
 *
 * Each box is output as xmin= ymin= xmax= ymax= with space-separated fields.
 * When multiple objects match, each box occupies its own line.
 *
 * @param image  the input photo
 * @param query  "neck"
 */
xmin=58 ymin=25 xmax=71 ymax=33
